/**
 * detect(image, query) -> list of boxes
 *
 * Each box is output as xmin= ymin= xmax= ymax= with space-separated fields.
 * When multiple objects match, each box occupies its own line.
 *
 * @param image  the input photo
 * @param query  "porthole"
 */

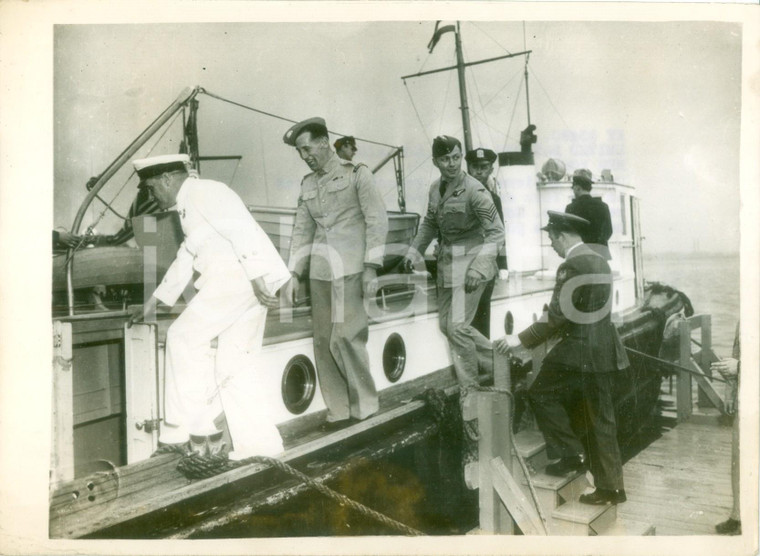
xmin=281 ymin=355 xmax=317 ymax=415
xmin=504 ymin=311 xmax=514 ymax=335
xmin=383 ymin=333 xmax=406 ymax=383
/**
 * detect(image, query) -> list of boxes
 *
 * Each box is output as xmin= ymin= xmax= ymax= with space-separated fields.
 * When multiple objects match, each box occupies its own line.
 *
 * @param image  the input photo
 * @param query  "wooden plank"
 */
xmin=50 ymin=381 xmax=460 ymax=538
xmin=490 ymin=457 xmax=546 ymax=535
xmin=475 ymin=392 xmax=514 ymax=534
xmin=618 ymin=421 xmax=733 ymax=536
xmin=686 ymin=358 xmax=725 ymax=413
xmin=677 ymin=319 xmax=693 ymax=421
xmin=51 ymin=321 xmax=74 ymax=484
xmin=697 ymin=314 xmax=712 ymax=407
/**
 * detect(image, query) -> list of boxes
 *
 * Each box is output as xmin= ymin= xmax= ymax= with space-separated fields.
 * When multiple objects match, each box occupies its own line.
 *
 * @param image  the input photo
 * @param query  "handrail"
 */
xmin=66 ymin=86 xmax=202 ymax=315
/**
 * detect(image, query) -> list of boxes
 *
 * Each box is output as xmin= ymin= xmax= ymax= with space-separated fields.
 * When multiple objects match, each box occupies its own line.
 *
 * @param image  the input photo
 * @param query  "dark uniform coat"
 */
xmin=518 ymin=242 xmax=628 ymax=490
xmin=518 ymin=243 xmax=629 ymax=373
xmin=565 ymin=195 xmax=612 ymax=256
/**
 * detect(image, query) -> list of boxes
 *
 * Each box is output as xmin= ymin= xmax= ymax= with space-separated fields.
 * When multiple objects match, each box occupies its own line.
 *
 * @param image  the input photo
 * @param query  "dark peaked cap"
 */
xmin=465 ymin=148 xmax=497 ymax=164
xmin=541 ymin=210 xmax=590 ymax=234
xmin=334 ymin=136 xmax=356 ymax=150
xmin=283 ymin=117 xmax=327 ymax=146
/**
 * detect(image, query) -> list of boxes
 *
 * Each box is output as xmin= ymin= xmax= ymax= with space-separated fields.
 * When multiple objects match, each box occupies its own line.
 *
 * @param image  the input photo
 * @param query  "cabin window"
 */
xmin=281 ymin=355 xmax=317 ymax=414
xmin=620 ymin=194 xmax=627 ymax=235
xmin=383 ymin=333 xmax=406 ymax=383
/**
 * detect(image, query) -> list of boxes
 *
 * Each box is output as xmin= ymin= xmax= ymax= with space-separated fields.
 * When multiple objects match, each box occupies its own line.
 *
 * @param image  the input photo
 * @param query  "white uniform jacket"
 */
xmin=154 ymin=177 xmax=290 ymax=306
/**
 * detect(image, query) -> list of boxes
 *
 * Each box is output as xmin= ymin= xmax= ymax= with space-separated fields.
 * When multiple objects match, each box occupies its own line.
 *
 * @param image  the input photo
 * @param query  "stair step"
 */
xmin=593 ymin=517 xmax=655 ymax=536
xmin=513 ymin=430 xmax=545 ymax=459
xmin=551 ymin=501 xmax=617 ymax=536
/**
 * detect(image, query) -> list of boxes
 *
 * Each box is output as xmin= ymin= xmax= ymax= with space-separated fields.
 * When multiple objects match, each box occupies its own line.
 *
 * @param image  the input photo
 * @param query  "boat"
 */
xmin=49 ymin=22 xmax=693 ymax=538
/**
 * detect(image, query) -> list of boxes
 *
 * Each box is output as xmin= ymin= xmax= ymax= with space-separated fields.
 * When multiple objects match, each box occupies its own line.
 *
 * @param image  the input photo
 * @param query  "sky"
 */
xmin=52 ymin=19 xmax=742 ymax=254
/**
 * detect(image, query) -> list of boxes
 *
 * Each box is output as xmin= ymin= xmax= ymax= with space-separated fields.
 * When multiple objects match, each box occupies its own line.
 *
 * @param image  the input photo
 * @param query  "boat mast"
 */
xmin=401 ymin=22 xmax=531 ymax=154
xmin=454 ymin=22 xmax=473 ymax=153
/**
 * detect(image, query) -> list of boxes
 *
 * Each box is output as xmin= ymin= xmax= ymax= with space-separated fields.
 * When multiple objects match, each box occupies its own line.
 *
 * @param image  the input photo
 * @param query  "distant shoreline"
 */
xmin=644 ymin=251 xmax=739 ymax=260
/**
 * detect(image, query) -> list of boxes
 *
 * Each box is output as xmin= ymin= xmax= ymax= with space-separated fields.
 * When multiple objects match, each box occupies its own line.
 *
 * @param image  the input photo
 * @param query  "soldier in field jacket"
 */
xmin=496 ymin=210 xmax=629 ymax=506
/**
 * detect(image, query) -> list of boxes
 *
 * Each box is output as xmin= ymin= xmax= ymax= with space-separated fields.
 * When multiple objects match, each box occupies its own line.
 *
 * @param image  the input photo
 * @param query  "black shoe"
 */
xmin=579 ymin=488 xmax=627 ymax=505
xmin=545 ymin=455 xmax=586 ymax=477
xmin=715 ymin=518 xmax=741 ymax=535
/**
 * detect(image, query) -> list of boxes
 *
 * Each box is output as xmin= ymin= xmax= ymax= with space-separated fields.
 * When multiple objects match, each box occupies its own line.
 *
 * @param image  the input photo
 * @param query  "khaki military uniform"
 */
xmin=289 ymin=153 xmax=388 ymax=421
xmin=408 ymin=171 xmax=505 ymax=386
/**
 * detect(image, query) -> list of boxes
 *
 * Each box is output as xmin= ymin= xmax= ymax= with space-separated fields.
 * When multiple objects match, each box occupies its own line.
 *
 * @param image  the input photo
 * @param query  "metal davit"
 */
xmin=65 ymin=86 xmax=203 ymax=315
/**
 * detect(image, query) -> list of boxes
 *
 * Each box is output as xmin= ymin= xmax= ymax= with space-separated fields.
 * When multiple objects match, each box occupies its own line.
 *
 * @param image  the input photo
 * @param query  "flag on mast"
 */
xmin=427 ymin=21 xmax=456 ymax=53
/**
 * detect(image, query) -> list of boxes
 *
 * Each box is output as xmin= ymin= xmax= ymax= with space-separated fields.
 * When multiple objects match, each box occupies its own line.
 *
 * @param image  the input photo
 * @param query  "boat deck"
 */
xmin=618 ymin=417 xmax=733 ymax=535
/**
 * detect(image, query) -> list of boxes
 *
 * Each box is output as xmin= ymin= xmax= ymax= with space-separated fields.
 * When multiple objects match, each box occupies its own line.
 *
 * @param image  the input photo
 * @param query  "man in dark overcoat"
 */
xmin=565 ymin=168 xmax=613 ymax=259
xmin=496 ymin=210 xmax=629 ymax=505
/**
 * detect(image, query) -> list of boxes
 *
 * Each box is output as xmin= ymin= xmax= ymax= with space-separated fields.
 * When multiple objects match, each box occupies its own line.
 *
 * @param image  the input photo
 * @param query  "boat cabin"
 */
xmin=51 ymin=150 xmax=645 ymax=484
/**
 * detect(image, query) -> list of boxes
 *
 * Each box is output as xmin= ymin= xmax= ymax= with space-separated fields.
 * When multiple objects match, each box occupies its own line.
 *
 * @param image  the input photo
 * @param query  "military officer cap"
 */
xmin=432 ymin=135 xmax=462 ymax=158
xmin=133 ymin=153 xmax=190 ymax=186
xmin=283 ymin=117 xmax=328 ymax=146
xmin=334 ymin=136 xmax=357 ymax=150
xmin=541 ymin=210 xmax=590 ymax=234
xmin=465 ymin=148 xmax=497 ymax=165
xmin=572 ymin=168 xmax=594 ymax=189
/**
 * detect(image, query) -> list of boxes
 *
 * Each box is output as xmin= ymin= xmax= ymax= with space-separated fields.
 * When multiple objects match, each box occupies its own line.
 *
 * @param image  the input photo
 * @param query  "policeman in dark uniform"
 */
xmin=404 ymin=136 xmax=504 ymax=387
xmin=565 ymin=168 xmax=613 ymax=259
xmin=496 ymin=211 xmax=629 ymax=505
xmin=334 ymin=136 xmax=358 ymax=162
xmin=465 ymin=147 xmax=508 ymax=338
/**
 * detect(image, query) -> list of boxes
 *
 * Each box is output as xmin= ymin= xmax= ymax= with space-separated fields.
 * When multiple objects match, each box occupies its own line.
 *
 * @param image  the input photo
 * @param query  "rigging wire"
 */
xmin=461 ymin=42 xmax=496 ymax=150
xmin=63 ymin=110 xmax=184 ymax=266
xmin=528 ymin=65 xmax=572 ymax=131
xmin=88 ymin=110 xmax=183 ymax=228
xmin=199 ymin=89 xmax=398 ymax=150
xmin=402 ymin=80 xmax=434 ymax=147
xmin=502 ymin=73 xmax=526 ymax=154
xmin=469 ymin=22 xmax=514 ymax=56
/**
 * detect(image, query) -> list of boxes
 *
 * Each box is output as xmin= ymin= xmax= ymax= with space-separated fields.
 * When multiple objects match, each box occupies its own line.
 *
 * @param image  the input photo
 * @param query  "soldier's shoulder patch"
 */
xmin=557 ymin=267 xmax=568 ymax=282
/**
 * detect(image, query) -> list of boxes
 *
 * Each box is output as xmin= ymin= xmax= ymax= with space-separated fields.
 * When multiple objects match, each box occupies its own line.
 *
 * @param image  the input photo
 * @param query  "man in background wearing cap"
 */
xmin=495 ymin=211 xmax=629 ymax=505
xmin=465 ymin=147 xmax=509 ymax=338
xmin=404 ymin=136 xmax=504 ymax=387
xmin=334 ymin=136 xmax=358 ymax=162
xmin=283 ymin=118 xmax=387 ymax=426
xmin=129 ymin=154 xmax=291 ymax=460
xmin=565 ymin=168 xmax=613 ymax=260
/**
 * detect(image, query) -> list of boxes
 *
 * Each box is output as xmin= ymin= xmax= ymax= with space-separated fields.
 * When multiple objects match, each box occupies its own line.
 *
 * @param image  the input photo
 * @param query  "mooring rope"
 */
xmin=170 ymin=451 xmax=424 ymax=536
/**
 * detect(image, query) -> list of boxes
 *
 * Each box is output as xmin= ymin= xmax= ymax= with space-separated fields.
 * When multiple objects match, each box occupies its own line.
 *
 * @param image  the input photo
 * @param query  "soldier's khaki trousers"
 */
xmin=438 ymin=282 xmax=492 ymax=387
xmin=310 ymin=274 xmax=379 ymax=421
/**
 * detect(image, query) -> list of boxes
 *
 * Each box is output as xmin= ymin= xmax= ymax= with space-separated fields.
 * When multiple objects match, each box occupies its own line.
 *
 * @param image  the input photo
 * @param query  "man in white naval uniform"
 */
xmin=129 ymin=154 xmax=291 ymax=460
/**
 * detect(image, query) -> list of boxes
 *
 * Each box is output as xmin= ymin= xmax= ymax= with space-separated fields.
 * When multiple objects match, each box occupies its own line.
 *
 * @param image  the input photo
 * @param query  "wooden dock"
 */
xmin=618 ymin=413 xmax=734 ymax=535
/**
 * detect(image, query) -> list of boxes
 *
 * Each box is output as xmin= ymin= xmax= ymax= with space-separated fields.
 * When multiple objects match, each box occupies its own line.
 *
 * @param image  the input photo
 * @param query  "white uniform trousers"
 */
xmin=159 ymin=266 xmax=284 ymax=458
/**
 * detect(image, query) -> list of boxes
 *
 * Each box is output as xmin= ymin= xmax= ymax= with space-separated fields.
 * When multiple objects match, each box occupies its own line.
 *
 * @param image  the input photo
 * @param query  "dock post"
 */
xmin=697 ymin=314 xmax=712 ymax=408
xmin=52 ymin=321 xmax=75 ymax=484
xmin=677 ymin=319 xmax=693 ymax=422
xmin=472 ymin=350 xmax=514 ymax=534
